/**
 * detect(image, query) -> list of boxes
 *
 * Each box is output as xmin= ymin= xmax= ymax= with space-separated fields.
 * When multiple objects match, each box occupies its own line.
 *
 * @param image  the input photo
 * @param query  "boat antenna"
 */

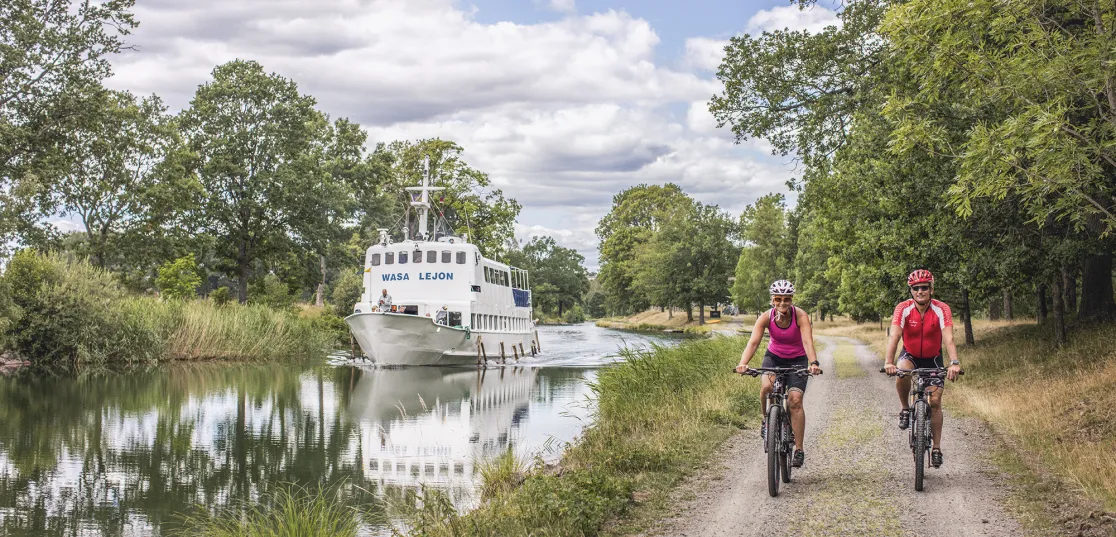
xmin=404 ymin=156 xmax=443 ymax=242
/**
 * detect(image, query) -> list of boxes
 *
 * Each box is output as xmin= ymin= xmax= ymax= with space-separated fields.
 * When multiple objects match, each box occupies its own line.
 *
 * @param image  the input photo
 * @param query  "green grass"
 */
xmin=174 ymin=482 xmax=363 ymax=537
xmin=394 ymin=336 xmax=761 ymax=536
xmin=833 ymin=343 xmax=867 ymax=379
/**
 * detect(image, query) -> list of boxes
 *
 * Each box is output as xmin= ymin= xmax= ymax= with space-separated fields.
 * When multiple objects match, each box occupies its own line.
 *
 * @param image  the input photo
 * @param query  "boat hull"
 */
xmin=345 ymin=312 xmax=537 ymax=366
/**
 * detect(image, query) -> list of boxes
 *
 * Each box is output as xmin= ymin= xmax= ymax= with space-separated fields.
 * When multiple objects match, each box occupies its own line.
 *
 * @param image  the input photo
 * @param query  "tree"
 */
xmin=0 ymin=0 xmax=138 ymax=256
xmin=505 ymin=236 xmax=590 ymax=317
xmin=180 ymin=60 xmax=333 ymax=304
xmin=155 ymin=254 xmax=202 ymax=300
xmin=595 ymin=183 xmax=692 ymax=314
xmin=54 ymin=89 xmax=189 ymax=268
xmin=733 ymin=193 xmax=793 ymax=311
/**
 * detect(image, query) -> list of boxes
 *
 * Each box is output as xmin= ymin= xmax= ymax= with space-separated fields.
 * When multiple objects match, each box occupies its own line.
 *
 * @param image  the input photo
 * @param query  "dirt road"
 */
xmin=651 ymin=335 xmax=1025 ymax=537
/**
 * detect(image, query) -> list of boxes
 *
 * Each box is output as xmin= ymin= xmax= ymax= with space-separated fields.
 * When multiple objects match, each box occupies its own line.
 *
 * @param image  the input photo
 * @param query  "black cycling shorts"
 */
xmin=898 ymin=349 xmax=944 ymax=388
xmin=761 ymin=350 xmax=809 ymax=393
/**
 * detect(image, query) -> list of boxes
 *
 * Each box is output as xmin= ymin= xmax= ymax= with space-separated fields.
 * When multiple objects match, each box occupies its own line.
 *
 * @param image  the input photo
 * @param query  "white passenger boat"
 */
xmin=345 ymin=159 xmax=539 ymax=366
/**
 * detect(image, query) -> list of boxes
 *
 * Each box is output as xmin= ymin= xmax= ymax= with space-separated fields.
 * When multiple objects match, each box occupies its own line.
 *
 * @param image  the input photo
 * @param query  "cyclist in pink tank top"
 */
xmin=735 ymin=280 xmax=822 ymax=468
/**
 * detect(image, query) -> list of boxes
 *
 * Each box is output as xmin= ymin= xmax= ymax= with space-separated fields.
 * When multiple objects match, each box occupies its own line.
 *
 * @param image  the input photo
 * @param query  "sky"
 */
xmin=92 ymin=0 xmax=842 ymax=270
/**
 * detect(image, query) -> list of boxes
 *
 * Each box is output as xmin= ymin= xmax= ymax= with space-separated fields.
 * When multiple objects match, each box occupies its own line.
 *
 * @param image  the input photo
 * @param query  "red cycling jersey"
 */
xmin=891 ymin=299 xmax=953 ymax=359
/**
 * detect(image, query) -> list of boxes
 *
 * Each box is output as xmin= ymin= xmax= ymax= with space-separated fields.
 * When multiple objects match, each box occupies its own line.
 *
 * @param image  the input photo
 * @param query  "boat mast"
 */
xmin=404 ymin=156 xmax=444 ymax=242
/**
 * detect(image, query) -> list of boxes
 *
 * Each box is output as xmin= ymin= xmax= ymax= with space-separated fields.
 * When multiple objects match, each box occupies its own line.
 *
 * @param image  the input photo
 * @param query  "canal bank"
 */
xmin=0 ymin=323 xmax=675 ymax=536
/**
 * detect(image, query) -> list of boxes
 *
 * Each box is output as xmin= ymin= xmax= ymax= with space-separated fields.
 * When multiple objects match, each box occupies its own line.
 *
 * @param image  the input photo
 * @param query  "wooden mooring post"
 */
xmin=500 ymin=342 xmax=506 ymax=363
xmin=513 ymin=344 xmax=519 ymax=361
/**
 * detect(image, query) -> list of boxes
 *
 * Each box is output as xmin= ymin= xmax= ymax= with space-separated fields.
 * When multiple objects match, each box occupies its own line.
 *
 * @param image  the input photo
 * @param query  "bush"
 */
xmin=250 ymin=273 xmax=296 ymax=313
xmin=209 ymin=286 xmax=232 ymax=306
xmin=155 ymin=254 xmax=202 ymax=300
xmin=562 ymin=304 xmax=586 ymax=324
xmin=330 ymin=270 xmax=363 ymax=317
xmin=0 ymin=277 xmax=17 ymax=348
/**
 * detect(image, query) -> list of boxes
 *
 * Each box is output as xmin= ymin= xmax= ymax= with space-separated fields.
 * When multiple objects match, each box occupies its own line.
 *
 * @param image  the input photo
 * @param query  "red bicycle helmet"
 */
xmin=907 ymin=269 xmax=934 ymax=286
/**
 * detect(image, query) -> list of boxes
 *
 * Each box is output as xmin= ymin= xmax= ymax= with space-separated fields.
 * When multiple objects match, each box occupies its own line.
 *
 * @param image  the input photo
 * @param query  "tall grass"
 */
xmin=0 ymin=250 xmax=331 ymax=365
xmin=174 ymin=482 xmax=363 ymax=537
xmin=397 ymin=336 xmax=760 ymax=536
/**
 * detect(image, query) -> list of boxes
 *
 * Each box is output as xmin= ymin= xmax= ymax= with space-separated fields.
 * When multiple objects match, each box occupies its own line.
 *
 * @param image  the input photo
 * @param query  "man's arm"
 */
xmin=941 ymin=325 xmax=961 ymax=380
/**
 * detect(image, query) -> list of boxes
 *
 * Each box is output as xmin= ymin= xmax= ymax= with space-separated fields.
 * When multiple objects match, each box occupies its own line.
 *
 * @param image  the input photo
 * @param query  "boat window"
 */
xmin=399 ymin=252 xmax=408 ymax=264
xmin=456 ymin=251 xmax=466 ymax=264
xmin=413 ymin=249 xmax=423 ymax=263
xmin=426 ymin=250 xmax=437 ymax=263
xmin=504 ymin=271 xmax=511 ymax=286
xmin=441 ymin=250 xmax=451 ymax=263
xmin=370 ymin=253 xmax=381 ymax=266
xmin=385 ymin=252 xmax=394 ymax=264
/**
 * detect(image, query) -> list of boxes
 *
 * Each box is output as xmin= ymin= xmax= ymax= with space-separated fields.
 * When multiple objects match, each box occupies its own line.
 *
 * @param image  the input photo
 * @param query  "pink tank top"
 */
xmin=767 ymin=307 xmax=806 ymax=359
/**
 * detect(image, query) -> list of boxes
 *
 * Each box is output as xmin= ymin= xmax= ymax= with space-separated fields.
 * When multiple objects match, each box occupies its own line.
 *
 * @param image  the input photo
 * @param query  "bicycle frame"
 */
xmin=882 ymin=366 xmax=962 ymax=491
xmin=737 ymin=366 xmax=816 ymax=497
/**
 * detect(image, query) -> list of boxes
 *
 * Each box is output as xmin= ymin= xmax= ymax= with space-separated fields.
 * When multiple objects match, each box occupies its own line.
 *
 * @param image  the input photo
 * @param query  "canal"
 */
xmin=0 ymin=323 xmax=678 ymax=536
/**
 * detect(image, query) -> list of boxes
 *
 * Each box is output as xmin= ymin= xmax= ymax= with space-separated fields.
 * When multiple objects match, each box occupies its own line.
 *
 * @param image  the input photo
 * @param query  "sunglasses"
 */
xmin=772 ymin=297 xmax=793 ymax=303
xmin=910 ymin=285 xmax=931 ymax=292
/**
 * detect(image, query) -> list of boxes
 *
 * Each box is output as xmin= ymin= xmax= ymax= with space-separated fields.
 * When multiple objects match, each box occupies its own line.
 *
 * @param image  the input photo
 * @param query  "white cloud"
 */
xmin=684 ymin=37 xmax=728 ymax=72
xmin=103 ymin=0 xmax=799 ymax=271
xmin=745 ymin=5 xmax=840 ymax=34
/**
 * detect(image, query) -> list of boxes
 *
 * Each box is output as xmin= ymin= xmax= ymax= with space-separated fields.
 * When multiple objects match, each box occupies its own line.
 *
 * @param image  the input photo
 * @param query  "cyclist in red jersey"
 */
xmin=883 ymin=269 xmax=962 ymax=468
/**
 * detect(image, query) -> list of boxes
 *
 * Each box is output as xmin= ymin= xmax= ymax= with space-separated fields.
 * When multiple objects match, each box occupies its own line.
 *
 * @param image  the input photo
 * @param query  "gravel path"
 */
xmin=650 ymin=336 xmax=1024 ymax=537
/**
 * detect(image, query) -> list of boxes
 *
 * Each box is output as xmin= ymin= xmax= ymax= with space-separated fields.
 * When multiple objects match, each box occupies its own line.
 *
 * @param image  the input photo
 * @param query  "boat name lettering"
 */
xmin=380 ymin=272 xmax=455 ymax=281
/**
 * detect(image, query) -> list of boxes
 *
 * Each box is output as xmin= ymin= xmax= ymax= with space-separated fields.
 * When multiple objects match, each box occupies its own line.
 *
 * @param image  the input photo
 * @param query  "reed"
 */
xmin=174 ymin=482 xmax=362 ymax=537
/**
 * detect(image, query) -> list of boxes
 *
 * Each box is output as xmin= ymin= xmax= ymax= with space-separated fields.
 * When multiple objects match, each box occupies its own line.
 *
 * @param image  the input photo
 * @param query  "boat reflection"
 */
xmin=346 ymin=366 xmax=541 ymax=508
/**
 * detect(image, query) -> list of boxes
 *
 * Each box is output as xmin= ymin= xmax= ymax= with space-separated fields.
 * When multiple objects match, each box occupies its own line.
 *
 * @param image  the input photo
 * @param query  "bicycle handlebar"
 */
xmin=878 ymin=367 xmax=964 ymax=377
xmin=732 ymin=366 xmax=823 ymax=378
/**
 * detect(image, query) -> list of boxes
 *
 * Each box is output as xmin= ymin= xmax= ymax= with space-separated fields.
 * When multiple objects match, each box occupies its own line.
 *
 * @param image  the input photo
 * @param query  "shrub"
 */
xmin=250 ymin=273 xmax=297 ymax=313
xmin=562 ymin=304 xmax=586 ymax=324
xmin=155 ymin=254 xmax=202 ymax=301
xmin=330 ymin=270 xmax=363 ymax=317
xmin=209 ymin=286 xmax=232 ymax=306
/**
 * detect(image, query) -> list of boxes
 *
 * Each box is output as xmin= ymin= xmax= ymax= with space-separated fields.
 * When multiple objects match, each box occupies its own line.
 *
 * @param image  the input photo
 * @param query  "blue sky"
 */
xmin=85 ymin=0 xmax=844 ymax=269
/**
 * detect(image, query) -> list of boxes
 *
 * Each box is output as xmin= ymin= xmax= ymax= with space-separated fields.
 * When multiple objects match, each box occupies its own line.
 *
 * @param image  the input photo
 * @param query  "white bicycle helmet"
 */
xmin=769 ymin=279 xmax=795 ymax=295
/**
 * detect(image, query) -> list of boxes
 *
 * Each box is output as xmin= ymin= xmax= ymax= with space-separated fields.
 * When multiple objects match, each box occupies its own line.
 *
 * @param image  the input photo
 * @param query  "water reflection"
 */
xmin=0 ymin=324 xmax=670 ymax=536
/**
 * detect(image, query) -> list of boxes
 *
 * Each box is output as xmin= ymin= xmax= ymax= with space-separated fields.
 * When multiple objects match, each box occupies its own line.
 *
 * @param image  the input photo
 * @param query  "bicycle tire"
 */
xmin=779 ymin=414 xmax=792 ymax=483
xmin=767 ymin=405 xmax=781 ymax=497
xmin=913 ymin=399 xmax=928 ymax=491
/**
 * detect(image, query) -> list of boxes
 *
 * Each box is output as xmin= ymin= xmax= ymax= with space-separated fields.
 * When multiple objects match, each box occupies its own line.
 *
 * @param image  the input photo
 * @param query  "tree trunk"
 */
xmin=961 ymin=288 xmax=975 ymax=345
xmin=686 ymin=305 xmax=693 ymax=323
xmin=237 ymin=240 xmax=249 ymax=304
xmin=315 ymin=254 xmax=326 ymax=308
xmin=1062 ymin=267 xmax=1077 ymax=312
xmin=699 ymin=302 xmax=706 ymax=325
xmin=1079 ymin=254 xmax=1115 ymax=320
xmin=989 ymin=293 xmax=1002 ymax=320
xmin=1003 ymin=288 xmax=1013 ymax=321
xmin=667 ymin=307 xmax=673 ymax=320
xmin=1036 ymin=284 xmax=1048 ymax=324
xmin=1051 ymin=275 xmax=1067 ymax=346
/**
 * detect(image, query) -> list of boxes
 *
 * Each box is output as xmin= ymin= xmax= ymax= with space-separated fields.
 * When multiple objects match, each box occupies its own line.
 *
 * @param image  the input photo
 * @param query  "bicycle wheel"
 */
xmin=913 ymin=399 xmax=929 ymax=491
xmin=779 ymin=414 xmax=792 ymax=483
xmin=766 ymin=405 xmax=781 ymax=497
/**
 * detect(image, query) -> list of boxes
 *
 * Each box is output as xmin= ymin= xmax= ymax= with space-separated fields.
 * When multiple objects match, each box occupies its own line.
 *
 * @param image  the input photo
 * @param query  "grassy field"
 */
xmin=818 ymin=318 xmax=1116 ymax=519
xmin=392 ymin=335 xmax=762 ymax=536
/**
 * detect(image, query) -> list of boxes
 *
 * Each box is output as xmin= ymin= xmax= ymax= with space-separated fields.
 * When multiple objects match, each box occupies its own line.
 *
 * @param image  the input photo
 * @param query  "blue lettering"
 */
xmin=381 ymin=274 xmax=391 ymax=281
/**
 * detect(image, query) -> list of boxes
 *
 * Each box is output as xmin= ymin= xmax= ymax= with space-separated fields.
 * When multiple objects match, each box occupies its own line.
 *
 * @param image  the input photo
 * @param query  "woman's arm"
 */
xmin=798 ymin=308 xmax=821 ymax=374
xmin=735 ymin=312 xmax=770 ymax=372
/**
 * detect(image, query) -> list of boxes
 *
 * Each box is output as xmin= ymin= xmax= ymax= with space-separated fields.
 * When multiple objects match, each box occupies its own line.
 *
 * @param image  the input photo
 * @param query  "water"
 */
xmin=0 ymin=323 xmax=675 ymax=536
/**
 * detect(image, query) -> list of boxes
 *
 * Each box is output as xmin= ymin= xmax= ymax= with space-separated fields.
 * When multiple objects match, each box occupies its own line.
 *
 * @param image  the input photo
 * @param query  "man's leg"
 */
xmin=788 ymin=389 xmax=805 ymax=450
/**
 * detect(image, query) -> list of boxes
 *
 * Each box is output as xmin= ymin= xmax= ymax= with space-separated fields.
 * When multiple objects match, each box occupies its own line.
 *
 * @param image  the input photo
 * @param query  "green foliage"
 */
xmin=156 ymin=254 xmax=202 ymax=300
xmin=330 ymin=270 xmax=364 ymax=317
xmin=250 ymin=274 xmax=297 ymax=313
xmin=505 ymin=236 xmax=589 ymax=317
xmin=0 ymin=250 xmax=329 ymax=365
xmin=209 ymin=286 xmax=232 ymax=306
xmin=0 ymin=0 xmax=138 ymax=256
xmin=175 ymin=482 xmax=361 ymax=537
xmin=596 ymin=184 xmax=692 ymax=315
xmin=733 ymin=193 xmax=793 ymax=311
xmin=585 ymin=291 xmax=607 ymax=318
xmin=562 ymin=304 xmax=586 ymax=324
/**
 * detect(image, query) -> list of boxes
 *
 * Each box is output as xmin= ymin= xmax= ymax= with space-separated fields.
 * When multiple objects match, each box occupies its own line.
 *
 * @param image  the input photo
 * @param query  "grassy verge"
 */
xmin=818 ymin=318 xmax=1116 ymax=528
xmin=394 ymin=336 xmax=761 ymax=536
xmin=0 ymin=250 xmax=332 ymax=366
xmin=174 ymin=482 xmax=369 ymax=537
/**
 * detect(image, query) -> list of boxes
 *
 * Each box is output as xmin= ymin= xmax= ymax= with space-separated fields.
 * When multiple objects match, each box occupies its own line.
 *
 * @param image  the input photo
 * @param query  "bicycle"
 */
xmin=735 ymin=366 xmax=821 ymax=497
xmin=879 ymin=366 xmax=963 ymax=491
